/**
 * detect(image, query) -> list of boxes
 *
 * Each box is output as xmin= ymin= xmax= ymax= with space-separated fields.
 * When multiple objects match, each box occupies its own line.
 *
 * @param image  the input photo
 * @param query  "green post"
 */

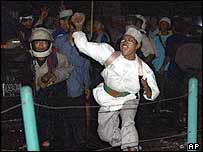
xmin=20 ymin=86 xmax=40 ymax=151
xmin=187 ymin=78 xmax=198 ymax=151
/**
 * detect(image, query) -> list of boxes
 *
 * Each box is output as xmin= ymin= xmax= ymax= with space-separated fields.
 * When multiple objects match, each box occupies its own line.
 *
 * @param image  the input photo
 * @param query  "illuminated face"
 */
xmin=32 ymin=40 xmax=50 ymax=60
xmin=22 ymin=19 xmax=33 ymax=29
xmin=120 ymin=35 xmax=140 ymax=59
xmin=32 ymin=40 xmax=49 ymax=52
xmin=159 ymin=21 xmax=170 ymax=32
xmin=93 ymin=21 xmax=103 ymax=32
xmin=59 ymin=18 xmax=70 ymax=31
xmin=135 ymin=19 xmax=143 ymax=30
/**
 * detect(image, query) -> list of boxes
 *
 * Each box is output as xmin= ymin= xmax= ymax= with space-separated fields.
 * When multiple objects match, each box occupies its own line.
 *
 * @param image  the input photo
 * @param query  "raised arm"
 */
xmin=71 ymin=12 xmax=115 ymax=65
xmin=72 ymin=31 xmax=114 ymax=65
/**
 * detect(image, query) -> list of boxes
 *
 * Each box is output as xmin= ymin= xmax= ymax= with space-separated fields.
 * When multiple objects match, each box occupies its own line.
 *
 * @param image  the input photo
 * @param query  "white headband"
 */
xmin=19 ymin=15 xmax=33 ymax=22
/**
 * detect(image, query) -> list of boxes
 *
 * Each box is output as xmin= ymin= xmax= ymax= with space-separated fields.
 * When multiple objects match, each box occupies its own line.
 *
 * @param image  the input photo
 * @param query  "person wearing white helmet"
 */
xmin=71 ymin=12 xmax=159 ymax=151
xmin=29 ymin=27 xmax=73 ymax=148
xmin=30 ymin=27 xmax=73 ymax=92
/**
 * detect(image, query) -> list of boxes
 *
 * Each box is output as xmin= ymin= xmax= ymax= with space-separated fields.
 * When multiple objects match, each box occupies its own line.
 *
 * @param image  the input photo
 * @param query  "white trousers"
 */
xmin=97 ymin=98 xmax=140 ymax=150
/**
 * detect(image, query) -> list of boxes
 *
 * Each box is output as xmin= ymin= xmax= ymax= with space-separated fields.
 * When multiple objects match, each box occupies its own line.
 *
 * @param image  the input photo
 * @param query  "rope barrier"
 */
xmin=1 ymin=91 xmax=202 ymax=150
xmin=139 ymin=93 xmax=188 ymax=106
xmin=1 ymin=92 xmax=201 ymax=114
xmin=1 ymin=103 xmax=22 ymax=114
xmin=34 ymin=93 xmax=188 ymax=114
xmin=34 ymin=93 xmax=188 ymax=111
xmin=34 ymin=103 xmax=99 ymax=110
xmin=1 ymin=118 xmax=22 ymax=123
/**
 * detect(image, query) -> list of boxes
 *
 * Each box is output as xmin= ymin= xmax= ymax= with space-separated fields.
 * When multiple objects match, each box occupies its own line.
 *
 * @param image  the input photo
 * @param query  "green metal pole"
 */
xmin=187 ymin=78 xmax=198 ymax=151
xmin=20 ymin=86 xmax=40 ymax=151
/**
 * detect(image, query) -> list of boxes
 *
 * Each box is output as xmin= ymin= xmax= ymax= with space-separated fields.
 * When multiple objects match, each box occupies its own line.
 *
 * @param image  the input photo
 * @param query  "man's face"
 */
xmin=159 ymin=21 xmax=170 ymax=32
xmin=32 ymin=40 xmax=49 ymax=60
xmin=150 ymin=17 xmax=158 ymax=28
xmin=135 ymin=19 xmax=143 ymax=30
xmin=120 ymin=35 xmax=139 ymax=57
xmin=33 ymin=40 xmax=49 ymax=51
xmin=59 ymin=18 xmax=70 ymax=31
xmin=93 ymin=21 xmax=103 ymax=32
xmin=22 ymin=19 xmax=33 ymax=29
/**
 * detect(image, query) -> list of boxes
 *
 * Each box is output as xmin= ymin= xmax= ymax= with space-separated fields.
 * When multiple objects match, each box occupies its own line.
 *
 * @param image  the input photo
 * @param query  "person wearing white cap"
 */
xmin=52 ymin=9 xmax=73 ymax=40
xmin=59 ymin=9 xmax=73 ymax=19
xmin=159 ymin=17 xmax=171 ymax=27
xmin=71 ymin=12 xmax=160 ymax=151
xmin=151 ymin=16 xmax=173 ymax=101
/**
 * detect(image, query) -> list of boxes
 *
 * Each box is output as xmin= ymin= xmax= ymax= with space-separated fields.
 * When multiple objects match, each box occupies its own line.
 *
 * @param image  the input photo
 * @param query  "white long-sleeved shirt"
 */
xmin=73 ymin=31 xmax=160 ymax=111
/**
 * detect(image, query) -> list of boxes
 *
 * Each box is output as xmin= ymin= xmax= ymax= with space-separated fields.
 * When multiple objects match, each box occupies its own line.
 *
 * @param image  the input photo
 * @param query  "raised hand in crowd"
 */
xmin=34 ymin=6 xmax=49 ymax=27
xmin=39 ymin=6 xmax=49 ymax=20
xmin=71 ymin=12 xmax=85 ymax=31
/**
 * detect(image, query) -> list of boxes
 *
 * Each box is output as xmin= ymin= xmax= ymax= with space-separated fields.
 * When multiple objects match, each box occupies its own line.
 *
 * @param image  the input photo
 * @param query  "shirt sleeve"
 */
xmin=142 ymin=61 xmax=160 ymax=100
xmin=72 ymin=31 xmax=114 ymax=65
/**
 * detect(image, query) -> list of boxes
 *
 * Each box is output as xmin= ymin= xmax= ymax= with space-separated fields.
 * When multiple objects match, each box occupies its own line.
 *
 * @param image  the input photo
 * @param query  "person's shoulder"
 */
xmin=53 ymin=28 xmax=67 ymax=39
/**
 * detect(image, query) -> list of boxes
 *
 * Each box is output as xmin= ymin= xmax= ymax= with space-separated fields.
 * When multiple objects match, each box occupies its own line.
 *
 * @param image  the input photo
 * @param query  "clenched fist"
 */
xmin=71 ymin=12 xmax=85 ymax=31
xmin=38 ymin=72 xmax=56 ymax=89
xmin=141 ymin=78 xmax=152 ymax=98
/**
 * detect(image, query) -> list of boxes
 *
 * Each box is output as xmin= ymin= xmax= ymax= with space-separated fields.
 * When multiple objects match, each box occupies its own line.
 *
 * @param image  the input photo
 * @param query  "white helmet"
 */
xmin=30 ymin=27 xmax=53 ymax=57
xmin=135 ymin=14 xmax=147 ymax=30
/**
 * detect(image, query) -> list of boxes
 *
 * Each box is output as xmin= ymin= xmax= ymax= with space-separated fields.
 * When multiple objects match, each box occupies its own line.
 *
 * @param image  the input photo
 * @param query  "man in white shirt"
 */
xmin=71 ymin=13 xmax=160 ymax=151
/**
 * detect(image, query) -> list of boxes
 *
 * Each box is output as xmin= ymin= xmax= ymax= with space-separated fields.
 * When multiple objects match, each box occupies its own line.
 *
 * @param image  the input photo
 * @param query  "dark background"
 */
xmin=1 ymin=1 xmax=202 ymax=16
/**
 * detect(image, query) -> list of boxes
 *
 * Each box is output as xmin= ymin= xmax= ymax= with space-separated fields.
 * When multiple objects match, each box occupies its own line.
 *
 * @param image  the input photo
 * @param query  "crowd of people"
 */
xmin=4 ymin=2 xmax=202 ymax=151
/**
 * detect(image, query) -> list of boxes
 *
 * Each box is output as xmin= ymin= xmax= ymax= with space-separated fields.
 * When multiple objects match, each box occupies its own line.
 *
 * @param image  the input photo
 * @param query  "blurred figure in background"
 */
xmin=146 ymin=16 xmax=160 ymax=41
xmin=18 ymin=10 xmax=35 ymax=49
xmin=151 ymin=17 xmax=173 ymax=100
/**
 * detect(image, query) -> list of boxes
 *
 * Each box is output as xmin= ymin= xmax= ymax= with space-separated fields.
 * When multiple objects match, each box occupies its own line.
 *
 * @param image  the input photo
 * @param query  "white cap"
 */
xmin=59 ymin=9 xmax=73 ymax=19
xmin=125 ymin=27 xmax=143 ymax=44
xmin=159 ymin=17 xmax=171 ymax=26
